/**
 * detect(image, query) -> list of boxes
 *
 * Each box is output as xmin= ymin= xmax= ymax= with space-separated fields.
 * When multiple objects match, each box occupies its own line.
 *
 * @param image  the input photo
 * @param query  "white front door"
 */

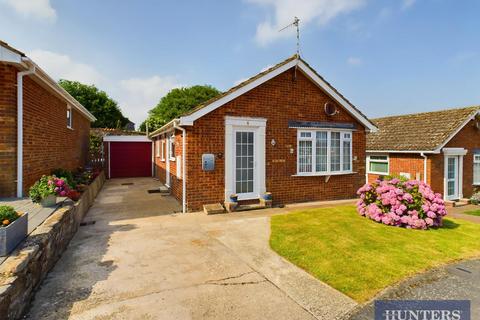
xmin=224 ymin=117 xmax=266 ymax=202
xmin=445 ymin=156 xmax=459 ymax=200
xmin=234 ymin=129 xmax=257 ymax=200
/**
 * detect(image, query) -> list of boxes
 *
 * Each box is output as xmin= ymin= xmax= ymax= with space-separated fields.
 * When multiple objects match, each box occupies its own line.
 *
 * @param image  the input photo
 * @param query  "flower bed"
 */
xmin=356 ymin=178 xmax=447 ymax=229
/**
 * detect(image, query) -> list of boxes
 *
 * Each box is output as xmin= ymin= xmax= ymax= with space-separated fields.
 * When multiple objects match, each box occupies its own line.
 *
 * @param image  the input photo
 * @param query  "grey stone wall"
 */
xmin=0 ymin=172 xmax=105 ymax=319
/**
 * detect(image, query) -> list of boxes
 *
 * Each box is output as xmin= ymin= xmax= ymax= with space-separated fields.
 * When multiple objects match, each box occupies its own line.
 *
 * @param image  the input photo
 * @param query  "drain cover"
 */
xmin=121 ymin=182 xmax=134 ymax=186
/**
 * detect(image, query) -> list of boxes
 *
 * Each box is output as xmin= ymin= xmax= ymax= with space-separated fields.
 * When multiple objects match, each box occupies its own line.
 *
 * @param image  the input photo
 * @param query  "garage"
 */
xmin=104 ymin=136 xmax=152 ymax=178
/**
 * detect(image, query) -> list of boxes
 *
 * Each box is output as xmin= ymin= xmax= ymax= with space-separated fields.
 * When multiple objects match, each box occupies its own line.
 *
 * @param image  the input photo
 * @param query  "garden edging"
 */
xmin=0 ymin=171 xmax=105 ymax=320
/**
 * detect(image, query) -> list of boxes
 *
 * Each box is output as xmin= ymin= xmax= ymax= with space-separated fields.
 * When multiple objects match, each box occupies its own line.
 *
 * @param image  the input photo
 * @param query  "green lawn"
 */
xmin=270 ymin=206 xmax=480 ymax=302
xmin=463 ymin=209 xmax=480 ymax=216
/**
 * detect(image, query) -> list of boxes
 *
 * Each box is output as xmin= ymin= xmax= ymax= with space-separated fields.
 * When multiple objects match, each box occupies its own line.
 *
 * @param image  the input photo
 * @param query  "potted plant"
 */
xmin=29 ymin=175 xmax=70 ymax=207
xmin=229 ymin=194 xmax=238 ymax=203
xmin=0 ymin=205 xmax=28 ymax=256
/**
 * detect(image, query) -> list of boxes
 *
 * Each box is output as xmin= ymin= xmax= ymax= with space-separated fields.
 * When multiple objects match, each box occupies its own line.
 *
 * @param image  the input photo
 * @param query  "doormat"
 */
xmin=121 ymin=182 xmax=134 ymax=186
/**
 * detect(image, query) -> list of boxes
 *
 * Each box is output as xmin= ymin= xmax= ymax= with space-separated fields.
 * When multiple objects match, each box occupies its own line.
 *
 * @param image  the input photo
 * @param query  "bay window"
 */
xmin=297 ymin=130 xmax=352 ymax=175
xmin=474 ymin=154 xmax=480 ymax=185
xmin=367 ymin=155 xmax=389 ymax=175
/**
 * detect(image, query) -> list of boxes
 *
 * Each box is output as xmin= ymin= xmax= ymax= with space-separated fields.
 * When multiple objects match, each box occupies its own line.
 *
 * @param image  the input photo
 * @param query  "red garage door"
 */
xmin=109 ymin=141 xmax=152 ymax=178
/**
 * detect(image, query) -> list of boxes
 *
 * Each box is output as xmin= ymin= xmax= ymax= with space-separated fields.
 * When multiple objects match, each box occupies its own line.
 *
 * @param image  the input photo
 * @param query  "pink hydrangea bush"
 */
xmin=356 ymin=178 xmax=447 ymax=229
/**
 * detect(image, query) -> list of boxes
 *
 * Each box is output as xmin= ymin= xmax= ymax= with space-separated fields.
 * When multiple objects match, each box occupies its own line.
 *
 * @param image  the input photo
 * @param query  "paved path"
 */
xmin=349 ymin=259 xmax=480 ymax=319
xmin=26 ymin=178 xmax=354 ymax=320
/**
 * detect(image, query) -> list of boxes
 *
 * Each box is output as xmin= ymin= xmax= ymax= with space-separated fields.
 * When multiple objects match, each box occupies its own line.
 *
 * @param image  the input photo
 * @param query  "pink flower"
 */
xmin=59 ymin=191 xmax=67 ymax=197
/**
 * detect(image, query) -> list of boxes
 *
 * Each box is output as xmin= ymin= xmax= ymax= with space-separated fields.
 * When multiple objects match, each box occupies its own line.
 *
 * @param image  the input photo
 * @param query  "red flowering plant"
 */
xmin=29 ymin=175 xmax=70 ymax=203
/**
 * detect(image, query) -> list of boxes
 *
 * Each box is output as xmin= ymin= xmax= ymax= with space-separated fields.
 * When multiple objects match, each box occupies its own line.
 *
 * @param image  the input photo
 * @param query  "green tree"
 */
xmin=140 ymin=85 xmax=220 ymax=132
xmin=59 ymin=79 xmax=130 ymax=128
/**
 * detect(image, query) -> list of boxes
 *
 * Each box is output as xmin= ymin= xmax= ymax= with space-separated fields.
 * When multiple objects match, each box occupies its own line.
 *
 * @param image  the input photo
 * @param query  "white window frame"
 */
xmin=367 ymin=154 xmax=389 ymax=175
xmin=474 ymin=154 xmax=480 ymax=185
xmin=161 ymin=140 xmax=165 ymax=161
xmin=169 ymin=135 xmax=176 ymax=161
xmin=67 ymin=106 xmax=73 ymax=129
xmin=155 ymin=139 xmax=161 ymax=158
xmin=295 ymin=129 xmax=353 ymax=176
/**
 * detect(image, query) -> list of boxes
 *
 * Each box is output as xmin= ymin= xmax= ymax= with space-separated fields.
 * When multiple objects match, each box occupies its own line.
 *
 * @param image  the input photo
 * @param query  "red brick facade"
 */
xmin=153 ymin=68 xmax=369 ymax=211
xmin=367 ymin=119 xmax=480 ymax=198
xmin=0 ymin=63 xmax=91 ymax=197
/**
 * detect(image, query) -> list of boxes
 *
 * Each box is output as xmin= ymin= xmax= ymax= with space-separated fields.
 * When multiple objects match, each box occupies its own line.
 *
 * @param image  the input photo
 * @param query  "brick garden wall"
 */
xmin=178 ymin=68 xmax=367 ymax=211
xmin=0 ymin=63 xmax=91 ymax=197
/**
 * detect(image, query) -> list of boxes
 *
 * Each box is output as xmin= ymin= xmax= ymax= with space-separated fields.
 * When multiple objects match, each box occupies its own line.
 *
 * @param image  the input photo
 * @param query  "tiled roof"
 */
xmin=90 ymin=128 xmax=146 ymax=137
xmin=367 ymin=106 xmax=480 ymax=152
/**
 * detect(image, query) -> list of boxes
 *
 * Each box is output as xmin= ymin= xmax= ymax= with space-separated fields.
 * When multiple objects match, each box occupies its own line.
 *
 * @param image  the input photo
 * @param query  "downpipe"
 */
xmin=173 ymin=122 xmax=186 ymax=213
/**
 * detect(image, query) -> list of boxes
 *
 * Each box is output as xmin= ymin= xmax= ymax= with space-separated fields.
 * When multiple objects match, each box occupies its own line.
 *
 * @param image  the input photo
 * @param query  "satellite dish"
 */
xmin=324 ymin=102 xmax=338 ymax=116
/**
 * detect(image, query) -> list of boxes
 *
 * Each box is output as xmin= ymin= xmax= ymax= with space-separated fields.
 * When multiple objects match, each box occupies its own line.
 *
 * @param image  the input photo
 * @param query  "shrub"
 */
xmin=29 ymin=175 xmax=70 ymax=203
xmin=470 ymin=192 xmax=480 ymax=205
xmin=356 ymin=178 xmax=447 ymax=229
xmin=67 ymin=190 xmax=81 ymax=201
xmin=0 ymin=205 xmax=22 ymax=227
xmin=51 ymin=168 xmax=75 ymax=188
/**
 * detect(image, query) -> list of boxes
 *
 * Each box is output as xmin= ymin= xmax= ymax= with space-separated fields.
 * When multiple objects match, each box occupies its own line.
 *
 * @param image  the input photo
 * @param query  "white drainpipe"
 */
xmin=420 ymin=152 xmax=428 ymax=183
xmin=16 ymin=64 xmax=36 ymax=198
xmin=173 ymin=122 xmax=186 ymax=213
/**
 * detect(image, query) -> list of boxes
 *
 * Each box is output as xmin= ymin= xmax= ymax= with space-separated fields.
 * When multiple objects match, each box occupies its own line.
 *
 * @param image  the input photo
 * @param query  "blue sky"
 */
xmin=1 ymin=0 xmax=479 ymax=126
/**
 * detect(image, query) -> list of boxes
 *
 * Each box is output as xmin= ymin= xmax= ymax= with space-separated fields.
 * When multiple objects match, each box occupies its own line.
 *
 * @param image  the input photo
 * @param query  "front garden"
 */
xmin=270 ymin=205 xmax=480 ymax=302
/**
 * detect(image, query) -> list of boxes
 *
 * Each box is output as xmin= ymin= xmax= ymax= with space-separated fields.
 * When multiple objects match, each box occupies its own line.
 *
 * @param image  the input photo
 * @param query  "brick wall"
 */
xmin=367 ymin=153 xmax=430 ymax=184
xmin=0 ymin=64 xmax=17 ymax=197
xmin=159 ymin=68 xmax=368 ymax=211
xmin=0 ymin=64 xmax=91 ymax=197
xmin=430 ymin=119 xmax=480 ymax=198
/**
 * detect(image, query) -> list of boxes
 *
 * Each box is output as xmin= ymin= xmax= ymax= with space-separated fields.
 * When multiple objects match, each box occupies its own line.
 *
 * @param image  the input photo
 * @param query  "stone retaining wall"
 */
xmin=0 ymin=172 xmax=105 ymax=319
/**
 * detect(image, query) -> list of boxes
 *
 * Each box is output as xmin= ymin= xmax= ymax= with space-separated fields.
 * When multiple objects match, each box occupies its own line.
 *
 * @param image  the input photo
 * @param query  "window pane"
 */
xmin=299 ymin=140 xmax=312 ymax=173
xmin=343 ymin=139 xmax=351 ymax=171
xmin=235 ymin=131 xmax=254 ymax=194
xmin=330 ymin=132 xmax=341 ymax=171
xmin=369 ymin=162 xmax=388 ymax=173
xmin=474 ymin=162 xmax=480 ymax=184
xmin=300 ymin=132 xmax=311 ymax=138
xmin=447 ymin=158 xmax=455 ymax=179
xmin=315 ymin=131 xmax=327 ymax=172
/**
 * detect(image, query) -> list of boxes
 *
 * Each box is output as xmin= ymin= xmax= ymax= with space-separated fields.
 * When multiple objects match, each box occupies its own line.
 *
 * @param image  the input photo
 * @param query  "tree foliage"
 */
xmin=140 ymin=85 xmax=220 ymax=132
xmin=59 ymin=79 xmax=130 ymax=128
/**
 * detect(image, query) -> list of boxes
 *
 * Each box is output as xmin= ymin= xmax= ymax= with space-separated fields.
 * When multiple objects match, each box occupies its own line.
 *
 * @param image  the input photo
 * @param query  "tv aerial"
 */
xmin=279 ymin=16 xmax=300 ymax=56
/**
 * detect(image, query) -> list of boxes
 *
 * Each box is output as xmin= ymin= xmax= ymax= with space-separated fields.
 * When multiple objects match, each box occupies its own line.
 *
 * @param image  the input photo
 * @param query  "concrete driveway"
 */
xmin=26 ymin=178 xmax=355 ymax=320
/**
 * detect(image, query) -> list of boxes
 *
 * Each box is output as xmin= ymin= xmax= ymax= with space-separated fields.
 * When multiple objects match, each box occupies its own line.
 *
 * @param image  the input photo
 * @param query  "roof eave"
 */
xmin=149 ymin=118 xmax=179 ymax=138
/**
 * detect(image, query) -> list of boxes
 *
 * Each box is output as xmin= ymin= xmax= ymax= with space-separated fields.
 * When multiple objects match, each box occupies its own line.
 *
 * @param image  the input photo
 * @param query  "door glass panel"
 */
xmin=235 ymin=131 xmax=254 ymax=194
xmin=447 ymin=157 xmax=457 ymax=197
xmin=447 ymin=181 xmax=455 ymax=196
xmin=447 ymin=158 xmax=455 ymax=179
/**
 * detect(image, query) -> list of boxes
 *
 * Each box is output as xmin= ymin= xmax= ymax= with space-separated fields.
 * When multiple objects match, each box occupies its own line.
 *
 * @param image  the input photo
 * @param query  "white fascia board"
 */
xmin=433 ymin=110 xmax=480 ymax=153
xmin=366 ymin=150 xmax=439 ymax=154
xmin=149 ymin=119 xmax=178 ymax=138
xmin=0 ymin=45 xmax=22 ymax=64
xmin=103 ymin=135 xmax=151 ymax=142
xmin=179 ymin=60 xmax=298 ymax=126
xmin=296 ymin=61 xmax=377 ymax=133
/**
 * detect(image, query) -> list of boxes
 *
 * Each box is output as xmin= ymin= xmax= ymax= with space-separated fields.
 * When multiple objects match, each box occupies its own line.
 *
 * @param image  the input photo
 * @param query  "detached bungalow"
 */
xmin=0 ymin=41 xmax=96 ymax=198
xmin=150 ymin=55 xmax=377 ymax=212
xmin=366 ymin=106 xmax=480 ymax=202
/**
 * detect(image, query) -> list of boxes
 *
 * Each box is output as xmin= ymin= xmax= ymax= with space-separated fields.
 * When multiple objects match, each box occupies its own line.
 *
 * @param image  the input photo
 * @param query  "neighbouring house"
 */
xmin=149 ymin=55 xmax=377 ymax=212
xmin=366 ymin=106 xmax=480 ymax=202
xmin=0 ymin=41 xmax=96 ymax=198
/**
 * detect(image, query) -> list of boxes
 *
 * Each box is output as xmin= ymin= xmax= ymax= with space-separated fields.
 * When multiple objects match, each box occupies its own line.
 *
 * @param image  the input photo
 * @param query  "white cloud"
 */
xmin=28 ymin=49 xmax=103 ymax=85
xmin=118 ymin=76 xmax=183 ymax=125
xmin=347 ymin=57 xmax=362 ymax=66
xmin=246 ymin=0 xmax=366 ymax=46
xmin=1 ymin=0 xmax=56 ymax=22
xmin=402 ymin=0 xmax=416 ymax=10
xmin=27 ymin=48 xmax=182 ymax=127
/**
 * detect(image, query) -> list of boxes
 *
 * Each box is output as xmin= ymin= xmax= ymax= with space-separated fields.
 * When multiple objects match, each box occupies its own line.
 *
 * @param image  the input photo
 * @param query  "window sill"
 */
xmin=161 ymin=159 xmax=165 ymax=162
xmin=67 ymin=126 xmax=74 ymax=131
xmin=169 ymin=158 xmax=176 ymax=162
xmin=367 ymin=171 xmax=389 ymax=175
xmin=292 ymin=171 xmax=356 ymax=177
